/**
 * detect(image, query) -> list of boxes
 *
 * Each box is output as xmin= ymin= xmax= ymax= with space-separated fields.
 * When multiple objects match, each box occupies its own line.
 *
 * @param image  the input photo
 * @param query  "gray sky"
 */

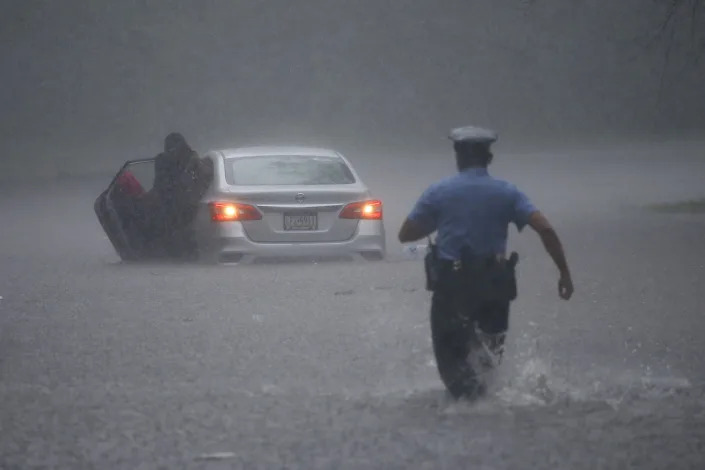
xmin=1 ymin=0 xmax=703 ymax=178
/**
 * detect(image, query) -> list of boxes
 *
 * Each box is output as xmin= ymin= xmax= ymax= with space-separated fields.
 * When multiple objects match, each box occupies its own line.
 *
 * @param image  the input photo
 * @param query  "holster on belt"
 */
xmin=424 ymin=239 xmax=440 ymax=292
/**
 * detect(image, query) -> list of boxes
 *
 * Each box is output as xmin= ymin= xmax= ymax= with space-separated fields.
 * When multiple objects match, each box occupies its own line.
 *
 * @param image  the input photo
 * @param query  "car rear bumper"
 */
xmin=196 ymin=220 xmax=386 ymax=263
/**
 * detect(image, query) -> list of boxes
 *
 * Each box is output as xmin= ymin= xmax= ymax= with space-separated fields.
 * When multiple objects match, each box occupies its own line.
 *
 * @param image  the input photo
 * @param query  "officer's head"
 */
xmin=449 ymin=126 xmax=498 ymax=170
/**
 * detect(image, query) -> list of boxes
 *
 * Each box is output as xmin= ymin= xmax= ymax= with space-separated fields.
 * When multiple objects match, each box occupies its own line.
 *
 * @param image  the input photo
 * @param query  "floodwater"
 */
xmin=1 ymin=140 xmax=704 ymax=469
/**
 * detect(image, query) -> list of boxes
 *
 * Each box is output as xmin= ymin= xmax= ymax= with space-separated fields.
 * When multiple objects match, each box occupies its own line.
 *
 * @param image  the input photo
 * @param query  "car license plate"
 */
xmin=283 ymin=212 xmax=317 ymax=231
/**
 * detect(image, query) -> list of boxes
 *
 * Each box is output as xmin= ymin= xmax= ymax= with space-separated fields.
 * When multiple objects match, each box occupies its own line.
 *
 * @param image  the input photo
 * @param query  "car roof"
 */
xmin=217 ymin=146 xmax=342 ymax=159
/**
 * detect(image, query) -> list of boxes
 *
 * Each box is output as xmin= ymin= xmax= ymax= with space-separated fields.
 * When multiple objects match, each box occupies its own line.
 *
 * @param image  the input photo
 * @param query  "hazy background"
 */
xmin=3 ymin=3 xmax=705 ymax=467
xmin=1 ymin=0 xmax=704 ymax=181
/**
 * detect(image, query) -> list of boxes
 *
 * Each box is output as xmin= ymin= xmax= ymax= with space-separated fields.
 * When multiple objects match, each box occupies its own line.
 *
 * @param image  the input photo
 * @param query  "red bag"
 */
xmin=116 ymin=170 xmax=145 ymax=196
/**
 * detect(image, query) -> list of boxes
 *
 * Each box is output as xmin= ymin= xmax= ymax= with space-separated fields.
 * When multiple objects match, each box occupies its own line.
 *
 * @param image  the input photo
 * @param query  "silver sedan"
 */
xmin=95 ymin=146 xmax=386 ymax=264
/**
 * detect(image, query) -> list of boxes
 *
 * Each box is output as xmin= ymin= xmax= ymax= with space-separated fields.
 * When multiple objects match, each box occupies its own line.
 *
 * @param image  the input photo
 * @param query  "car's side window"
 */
xmin=127 ymin=161 xmax=156 ymax=192
xmin=108 ymin=160 xmax=157 ymax=202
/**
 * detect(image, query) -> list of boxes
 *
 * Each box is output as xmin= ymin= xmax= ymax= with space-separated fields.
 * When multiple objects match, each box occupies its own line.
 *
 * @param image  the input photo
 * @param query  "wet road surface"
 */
xmin=1 ymin=142 xmax=704 ymax=469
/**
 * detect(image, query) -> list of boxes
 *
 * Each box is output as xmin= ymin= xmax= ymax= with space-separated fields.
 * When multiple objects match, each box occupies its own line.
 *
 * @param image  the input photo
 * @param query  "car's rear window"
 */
xmin=224 ymin=155 xmax=356 ymax=185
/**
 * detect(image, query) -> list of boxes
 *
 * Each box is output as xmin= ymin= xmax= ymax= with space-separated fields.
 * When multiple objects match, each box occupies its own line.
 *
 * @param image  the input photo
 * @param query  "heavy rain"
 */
xmin=1 ymin=1 xmax=704 ymax=468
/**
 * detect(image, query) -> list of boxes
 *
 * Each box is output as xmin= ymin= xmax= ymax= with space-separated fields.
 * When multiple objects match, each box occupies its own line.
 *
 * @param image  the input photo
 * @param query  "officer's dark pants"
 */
xmin=429 ymin=257 xmax=514 ymax=398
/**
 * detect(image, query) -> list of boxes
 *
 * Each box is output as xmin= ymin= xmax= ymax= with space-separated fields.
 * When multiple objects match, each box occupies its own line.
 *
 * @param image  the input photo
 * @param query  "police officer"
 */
xmin=397 ymin=125 xmax=574 ymax=398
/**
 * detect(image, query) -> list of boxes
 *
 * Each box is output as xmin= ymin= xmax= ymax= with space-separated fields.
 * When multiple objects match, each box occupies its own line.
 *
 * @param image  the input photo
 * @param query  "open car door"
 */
xmin=95 ymin=155 xmax=214 ymax=262
xmin=94 ymin=158 xmax=156 ymax=261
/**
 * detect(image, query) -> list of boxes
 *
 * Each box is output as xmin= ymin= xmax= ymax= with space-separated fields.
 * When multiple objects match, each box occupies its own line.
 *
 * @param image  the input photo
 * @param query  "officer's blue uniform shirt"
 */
xmin=407 ymin=167 xmax=538 ymax=261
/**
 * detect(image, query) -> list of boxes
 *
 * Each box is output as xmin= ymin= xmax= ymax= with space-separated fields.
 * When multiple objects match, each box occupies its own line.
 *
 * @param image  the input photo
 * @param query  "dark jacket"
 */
xmin=154 ymin=148 xmax=198 ymax=197
xmin=150 ymin=133 xmax=203 ymax=230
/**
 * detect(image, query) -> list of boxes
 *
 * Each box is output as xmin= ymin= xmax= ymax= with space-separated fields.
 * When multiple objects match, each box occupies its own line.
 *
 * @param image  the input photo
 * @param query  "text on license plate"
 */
xmin=283 ymin=212 xmax=318 ymax=231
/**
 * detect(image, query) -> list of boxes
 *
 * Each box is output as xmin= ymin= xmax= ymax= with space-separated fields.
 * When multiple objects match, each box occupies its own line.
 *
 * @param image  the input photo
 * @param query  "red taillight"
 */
xmin=339 ymin=200 xmax=383 ymax=220
xmin=209 ymin=202 xmax=262 ymax=222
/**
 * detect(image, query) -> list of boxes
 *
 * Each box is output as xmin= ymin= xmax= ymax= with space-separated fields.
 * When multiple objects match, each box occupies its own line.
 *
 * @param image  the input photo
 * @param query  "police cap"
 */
xmin=448 ymin=126 xmax=498 ymax=146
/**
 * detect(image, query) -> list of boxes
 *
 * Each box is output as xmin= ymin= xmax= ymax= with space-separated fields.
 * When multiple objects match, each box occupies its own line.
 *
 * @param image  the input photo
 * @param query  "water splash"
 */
xmin=484 ymin=349 xmax=692 ymax=410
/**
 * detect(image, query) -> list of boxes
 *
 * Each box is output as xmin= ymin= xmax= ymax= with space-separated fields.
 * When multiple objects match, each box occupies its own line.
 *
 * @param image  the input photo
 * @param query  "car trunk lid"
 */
xmin=223 ymin=185 xmax=371 ymax=242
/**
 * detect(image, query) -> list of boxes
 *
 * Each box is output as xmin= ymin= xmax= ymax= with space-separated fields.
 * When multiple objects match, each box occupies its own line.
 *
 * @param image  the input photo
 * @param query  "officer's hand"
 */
xmin=558 ymin=275 xmax=573 ymax=300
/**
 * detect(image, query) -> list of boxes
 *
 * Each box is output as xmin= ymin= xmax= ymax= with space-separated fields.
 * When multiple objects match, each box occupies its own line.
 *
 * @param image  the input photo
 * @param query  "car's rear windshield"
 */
xmin=224 ymin=155 xmax=356 ymax=186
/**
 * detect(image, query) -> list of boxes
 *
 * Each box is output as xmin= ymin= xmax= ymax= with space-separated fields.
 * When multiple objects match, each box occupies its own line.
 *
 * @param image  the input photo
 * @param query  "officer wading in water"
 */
xmin=398 ymin=126 xmax=574 ymax=399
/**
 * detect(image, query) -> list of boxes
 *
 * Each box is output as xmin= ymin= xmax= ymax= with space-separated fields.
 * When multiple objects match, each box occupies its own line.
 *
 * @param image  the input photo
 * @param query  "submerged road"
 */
xmin=1 ymin=142 xmax=704 ymax=469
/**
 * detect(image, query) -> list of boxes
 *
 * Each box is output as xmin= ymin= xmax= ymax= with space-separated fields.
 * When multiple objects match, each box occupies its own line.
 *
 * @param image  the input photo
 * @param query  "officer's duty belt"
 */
xmin=437 ymin=252 xmax=519 ymax=272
